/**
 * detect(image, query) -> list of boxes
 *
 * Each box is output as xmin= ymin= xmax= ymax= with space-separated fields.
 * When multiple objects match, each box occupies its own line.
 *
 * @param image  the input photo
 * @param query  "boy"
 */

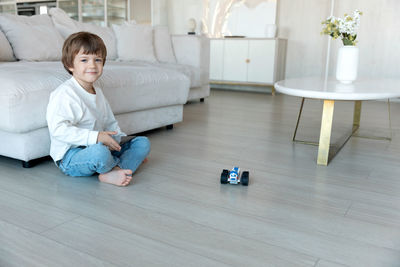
xmin=47 ymin=32 xmax=150 ymax=186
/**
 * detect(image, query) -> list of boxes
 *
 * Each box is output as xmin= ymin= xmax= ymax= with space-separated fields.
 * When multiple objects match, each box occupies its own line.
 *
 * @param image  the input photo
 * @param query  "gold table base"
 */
xmin=293 ymin=98 xmax=392 ymax=166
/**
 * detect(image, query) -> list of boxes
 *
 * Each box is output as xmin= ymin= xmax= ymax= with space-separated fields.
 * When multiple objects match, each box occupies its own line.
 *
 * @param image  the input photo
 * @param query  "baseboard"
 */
xmin=211 ymin=83 xmax=274 ymax=94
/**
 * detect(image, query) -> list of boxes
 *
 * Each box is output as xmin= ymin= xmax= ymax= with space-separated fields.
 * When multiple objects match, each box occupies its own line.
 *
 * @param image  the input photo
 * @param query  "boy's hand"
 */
xmin=97 ymin=131 xmax=121 ymax=151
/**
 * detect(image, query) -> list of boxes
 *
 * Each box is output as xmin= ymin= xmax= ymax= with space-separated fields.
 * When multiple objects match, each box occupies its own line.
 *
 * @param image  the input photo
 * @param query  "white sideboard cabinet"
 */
xmin=210 ymin=38 xmax=287 ymax=94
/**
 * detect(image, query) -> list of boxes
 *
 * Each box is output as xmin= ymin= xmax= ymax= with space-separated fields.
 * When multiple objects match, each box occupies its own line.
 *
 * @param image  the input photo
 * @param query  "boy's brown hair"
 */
xmin=62 ymin=31 xmax=107 ymax=74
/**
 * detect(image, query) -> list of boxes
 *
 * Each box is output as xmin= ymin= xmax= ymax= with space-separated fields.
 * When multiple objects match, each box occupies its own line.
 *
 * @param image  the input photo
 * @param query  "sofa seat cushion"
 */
xmin=98 ymin=61 xmax=190 ymax=113
xmin=155 ymin=62 xmax=208 ymax=88
xmin=0 ymin=61 xmax=190 ymax=133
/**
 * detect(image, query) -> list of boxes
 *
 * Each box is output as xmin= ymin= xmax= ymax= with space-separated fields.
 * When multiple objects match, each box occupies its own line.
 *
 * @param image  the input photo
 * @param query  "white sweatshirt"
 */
xmin=46 ymin=77 xmax=125 ymax=162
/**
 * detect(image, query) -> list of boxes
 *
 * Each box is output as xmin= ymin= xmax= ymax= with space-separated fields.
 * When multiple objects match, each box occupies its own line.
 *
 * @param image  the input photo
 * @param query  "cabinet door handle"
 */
xmin=245 ymin=59 xmax=250 ymax=63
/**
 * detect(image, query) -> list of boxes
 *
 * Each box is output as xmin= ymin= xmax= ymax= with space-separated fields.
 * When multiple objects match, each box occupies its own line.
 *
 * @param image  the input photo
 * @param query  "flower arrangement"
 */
xmin=321 ymin=10 xmax=362 ymax=46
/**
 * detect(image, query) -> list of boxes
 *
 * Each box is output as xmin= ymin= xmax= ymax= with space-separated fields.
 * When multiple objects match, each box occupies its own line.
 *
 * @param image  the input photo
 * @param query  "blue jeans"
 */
xmin=58 ymin=136 xmax=150 ymax=177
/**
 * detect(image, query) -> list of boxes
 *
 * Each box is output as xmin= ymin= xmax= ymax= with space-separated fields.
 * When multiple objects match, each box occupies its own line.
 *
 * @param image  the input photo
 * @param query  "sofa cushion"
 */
xmin=112 ymin=24 xmax=157 ymax=62
xmin=153 ymin=26 xmax=176 ymax=63
xmin=0 ymin=61 xmax=189 ymax=133
xmin=0 ymin=30 xmax=14 ymax=61
xmin=0 ymin=14 xmax=64 ymax=61
xmin=156 ymin=62 xmax=207 ymax=88
xmin=48 ymin=8 xmax=117 ymax=60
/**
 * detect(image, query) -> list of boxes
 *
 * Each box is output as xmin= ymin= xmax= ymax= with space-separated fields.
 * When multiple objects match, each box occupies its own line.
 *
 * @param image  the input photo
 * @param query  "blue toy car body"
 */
xmin=220 ymin=167 xmax=249 ymax=186
xmin=229 ymin=166 xmax=240 ymax=184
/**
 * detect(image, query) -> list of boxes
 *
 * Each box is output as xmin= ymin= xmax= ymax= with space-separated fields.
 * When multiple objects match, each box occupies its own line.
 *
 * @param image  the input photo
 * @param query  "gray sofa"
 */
xmin=0 ymin=13 xmax=210 ymax=167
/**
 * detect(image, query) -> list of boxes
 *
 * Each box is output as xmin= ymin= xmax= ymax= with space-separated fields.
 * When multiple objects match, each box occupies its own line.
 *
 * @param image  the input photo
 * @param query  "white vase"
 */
xmin=336 ymin=46 xmax=359 ymax=84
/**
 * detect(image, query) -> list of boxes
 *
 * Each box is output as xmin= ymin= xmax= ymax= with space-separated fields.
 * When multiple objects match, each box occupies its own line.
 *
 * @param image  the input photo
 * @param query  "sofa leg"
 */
xmin=166 ymin=124 xmax=173 ymax=130
xmin=21 ymin=156 xmax=51 ymax=168
xmin=200 ymin=98 xmax=205 ymax=102
xmin=22 ymin=160 xmax=33 ymax=168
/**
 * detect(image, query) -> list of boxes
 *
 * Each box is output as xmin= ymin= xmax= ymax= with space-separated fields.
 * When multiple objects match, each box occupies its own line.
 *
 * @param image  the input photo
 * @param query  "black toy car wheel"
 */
xmin=220 ymin=169 xmax=229 ymax=184
xmin=241 ymin=171 xmax=249 ymax=186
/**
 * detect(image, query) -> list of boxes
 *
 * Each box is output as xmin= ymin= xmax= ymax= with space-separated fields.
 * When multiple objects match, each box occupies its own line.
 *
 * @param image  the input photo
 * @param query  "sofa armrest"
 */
xmin=171 ymin=35 xmax=210 ymax=80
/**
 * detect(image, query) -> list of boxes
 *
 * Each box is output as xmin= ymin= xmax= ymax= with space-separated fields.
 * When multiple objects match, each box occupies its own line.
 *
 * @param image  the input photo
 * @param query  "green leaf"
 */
xmin=342 ymin=38 xmax=354 ymax=46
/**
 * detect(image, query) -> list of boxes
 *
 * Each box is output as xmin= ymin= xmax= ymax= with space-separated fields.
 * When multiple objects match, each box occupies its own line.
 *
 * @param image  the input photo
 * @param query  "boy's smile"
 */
xmin=68 ymin=48 xmax=104 ymax=93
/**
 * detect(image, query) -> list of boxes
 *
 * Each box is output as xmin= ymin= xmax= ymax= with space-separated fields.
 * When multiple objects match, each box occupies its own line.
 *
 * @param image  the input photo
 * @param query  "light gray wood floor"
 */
xmin=1 ymin=90 xmax=400 ymax=267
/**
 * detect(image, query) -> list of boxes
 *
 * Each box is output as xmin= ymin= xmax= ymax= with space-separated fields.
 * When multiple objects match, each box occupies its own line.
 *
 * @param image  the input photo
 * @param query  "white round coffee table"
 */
xmin=275 ymin=77 xmax=400 ymax=165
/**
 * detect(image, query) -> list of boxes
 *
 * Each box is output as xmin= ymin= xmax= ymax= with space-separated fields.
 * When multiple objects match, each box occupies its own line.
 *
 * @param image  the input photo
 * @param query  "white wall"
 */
xmin=166 ymin=0 xmax=203 ymax=34
xmin=151 ymin=0 xmax=168 ymax=26
xmin=276 ymin=0 xmax=330 ymax=78
xmin=131 ymin=0 xmax=151 ymax=23
xmin=138 ymin=0 xmax=400 ymax=80
xmin=164 ymin=0 xmax=277 ymax=36
xmin=277 ymin=0 xmax=400 ymax=79
xmin=223 ymin=1 xmax=276 ymax=37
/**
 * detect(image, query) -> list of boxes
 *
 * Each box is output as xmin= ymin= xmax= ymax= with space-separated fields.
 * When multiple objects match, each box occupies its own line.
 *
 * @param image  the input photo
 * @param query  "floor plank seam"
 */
xmin=140 ymin=169 xmax=353 ymax=214
xmin=0 ymin=217 xmax=45 ymax=236
xmin=33 ymin=191 xmax=241 ymax=265
xmin=0 ymin=218 xmax=119 ymax=267
xmin=148 ymin=182 xmax=349 ymax=217
xmin=40 ymin=233 xmax=124 ymax=267
xmin=2 ymin=187 xmax=230 ymax=265
xmin=0 ymin=187 xmax=83 ymax=218
xmin=142 ymin=187 xmax=400 ymax=256
xmin=313 ymin=258 xmax=320 ymax=267
xmin=99 ymin=189 xmax=321 ymax=261
xmin=39 ymin=215 xmax=82 ymax=235
xmin=343 ymin=202 xmax=353 ymax=217
xmin=56 ymin=215 xmax=232 ymax=266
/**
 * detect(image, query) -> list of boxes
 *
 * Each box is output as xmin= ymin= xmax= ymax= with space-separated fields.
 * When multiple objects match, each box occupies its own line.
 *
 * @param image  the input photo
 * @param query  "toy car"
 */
xmin=220 ymin=167 xmax=249 ymax=186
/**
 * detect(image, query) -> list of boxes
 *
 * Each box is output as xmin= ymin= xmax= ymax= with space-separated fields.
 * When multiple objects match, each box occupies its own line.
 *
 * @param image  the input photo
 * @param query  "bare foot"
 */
xmin=98 ymin=166 xmax=133 ymax=186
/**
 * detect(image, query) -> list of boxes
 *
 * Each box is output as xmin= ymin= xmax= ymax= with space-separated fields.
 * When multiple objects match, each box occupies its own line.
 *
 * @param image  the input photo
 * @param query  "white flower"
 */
xmin=339 ymin=10 xmax=361 ymax=35
xmin=321 ymin=9 xmax=362 ymax=46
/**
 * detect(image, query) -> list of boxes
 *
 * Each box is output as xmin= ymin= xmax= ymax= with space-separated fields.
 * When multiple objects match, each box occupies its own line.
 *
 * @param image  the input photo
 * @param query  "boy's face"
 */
xmin=69 ymin=48 xmax=104 ymax=91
